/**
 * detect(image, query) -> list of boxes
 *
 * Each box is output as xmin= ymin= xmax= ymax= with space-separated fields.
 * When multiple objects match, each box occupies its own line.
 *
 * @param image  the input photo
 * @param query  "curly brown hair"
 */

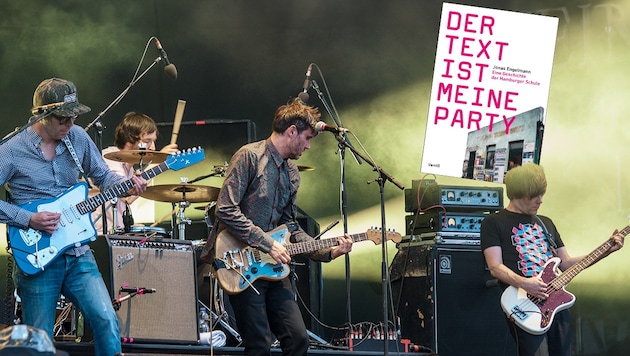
xmin=272 ymin=98 xmax=321 ymax=134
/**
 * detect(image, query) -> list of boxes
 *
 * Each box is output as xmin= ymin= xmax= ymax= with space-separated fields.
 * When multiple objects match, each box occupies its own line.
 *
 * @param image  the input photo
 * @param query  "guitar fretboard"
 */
xmin=286 ymin=232 xmax=368 ymax=256
xmin=74 ymin=161 xmax=169 ymax=215
xmin=549 ymin=224 xmax=627 ymax=290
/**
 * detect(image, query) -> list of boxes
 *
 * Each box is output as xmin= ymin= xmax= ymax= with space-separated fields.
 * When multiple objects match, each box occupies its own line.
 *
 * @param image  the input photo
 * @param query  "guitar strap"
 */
xmin=61 ymin=136 xmax=93 ymax=188
xmin=535 ymin=215 xmax=558 ymax=256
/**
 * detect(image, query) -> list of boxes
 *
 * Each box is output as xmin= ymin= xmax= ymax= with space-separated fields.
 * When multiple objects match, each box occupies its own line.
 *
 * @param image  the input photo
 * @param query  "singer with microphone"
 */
xmin=200 ymin=97 xmax=353 ymax=355
xmin=0 ymin=78 xmax=150 ymax=356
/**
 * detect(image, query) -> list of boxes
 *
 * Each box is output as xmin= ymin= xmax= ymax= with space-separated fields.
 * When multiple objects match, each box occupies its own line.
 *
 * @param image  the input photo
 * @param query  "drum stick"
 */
xmin=170 ymin=99 xmax=186 ymax=145
xmin=151 ymin=206 xmax=179 ymax=227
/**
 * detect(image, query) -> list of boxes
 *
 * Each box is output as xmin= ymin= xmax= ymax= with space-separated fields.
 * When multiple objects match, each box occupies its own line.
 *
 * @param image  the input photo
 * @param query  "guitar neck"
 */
xmin=551 ymin=224 xmax=628 ymax=289
xmin=75 ymin=162 xmax=168 ymax=215
xmin=286 ymin=232 xmax=368 ymax=256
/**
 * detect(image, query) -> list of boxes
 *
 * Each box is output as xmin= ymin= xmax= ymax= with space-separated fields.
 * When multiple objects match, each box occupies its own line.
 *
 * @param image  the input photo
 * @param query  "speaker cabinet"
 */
xmin=93 ymin=235 xmax=199 ymax=344
xmin=392 ymin=242 xmax=516 ymax=355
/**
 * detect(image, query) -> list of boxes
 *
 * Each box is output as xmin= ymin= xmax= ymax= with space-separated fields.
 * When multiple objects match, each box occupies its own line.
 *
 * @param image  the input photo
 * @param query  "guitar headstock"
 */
xmin=366 ymin=227 xmax=402 ymax=245
xmin=165 ymin=147 xmax=205 ymax=171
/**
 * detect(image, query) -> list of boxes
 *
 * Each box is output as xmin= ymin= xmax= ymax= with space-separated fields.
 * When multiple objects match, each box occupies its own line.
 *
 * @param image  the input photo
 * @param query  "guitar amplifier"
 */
xmin=405 ymin=232 xmax=481 ymax=246
xmin=406 ymin=211 xmax=490 ymax=236
xmin=405 ymin=181 xmax=503 ymax=212
xmin=93 ymin=235 xmax=199 ymax=344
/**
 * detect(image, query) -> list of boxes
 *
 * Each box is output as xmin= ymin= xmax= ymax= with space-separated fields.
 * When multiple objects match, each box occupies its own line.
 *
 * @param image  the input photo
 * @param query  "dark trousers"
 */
xmin=507 ymin=308 xmax=572 ymax=356
xmin=229 ymin=277 xmax=309 ymax=356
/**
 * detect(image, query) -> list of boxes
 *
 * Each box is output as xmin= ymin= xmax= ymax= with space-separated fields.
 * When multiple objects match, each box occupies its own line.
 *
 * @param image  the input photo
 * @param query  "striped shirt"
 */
xmin=210 ymin=138 xmax=330 ymax=262
xmin=0 ymin=125 xmax=126 ymax=229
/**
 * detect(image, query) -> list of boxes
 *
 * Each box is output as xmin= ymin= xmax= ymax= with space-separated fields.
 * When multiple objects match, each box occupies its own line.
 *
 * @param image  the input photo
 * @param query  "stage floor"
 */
xmin=54 ymin=341 xmax=435 ymax=356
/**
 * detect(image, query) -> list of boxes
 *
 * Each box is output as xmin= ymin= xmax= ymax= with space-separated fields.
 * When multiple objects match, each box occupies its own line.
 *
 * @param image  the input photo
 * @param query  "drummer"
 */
xmin=93 ymin=111 xmax=179 ymax=234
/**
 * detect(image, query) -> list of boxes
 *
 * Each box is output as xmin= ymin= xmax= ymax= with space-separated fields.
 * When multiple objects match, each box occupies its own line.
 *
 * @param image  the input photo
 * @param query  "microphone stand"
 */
xmin=311 ymin=80 xmax=360 ymax=344
xmin=0 ymin=110 xmax=55 ymax=146
xmin=83 ymin=55 xmax=163 ymax=235
xmin=311 ymin=78 xmax=404 ymax=355
xmin=332 ymin=132 xmax=404 ymax=356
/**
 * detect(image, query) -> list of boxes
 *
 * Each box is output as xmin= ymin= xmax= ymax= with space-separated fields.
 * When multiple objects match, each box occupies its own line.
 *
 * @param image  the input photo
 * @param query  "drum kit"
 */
xmin=103 ymin=149 xmax=225 ymax=240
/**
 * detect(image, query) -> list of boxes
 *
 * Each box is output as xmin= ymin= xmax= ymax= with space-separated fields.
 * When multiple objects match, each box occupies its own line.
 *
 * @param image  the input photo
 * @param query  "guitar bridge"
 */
xmin=222 ymin=249 xmax=245 ymax=270
xmin=19 ymin=228 xmax=42 ymax=247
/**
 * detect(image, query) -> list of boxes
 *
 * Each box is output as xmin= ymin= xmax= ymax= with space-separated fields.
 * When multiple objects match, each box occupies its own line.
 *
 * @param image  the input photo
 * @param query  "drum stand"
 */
xmin=175 ymin=200 xmax=192 ymax=240
xmin=204 ymin=272 xmax=242 ymax=345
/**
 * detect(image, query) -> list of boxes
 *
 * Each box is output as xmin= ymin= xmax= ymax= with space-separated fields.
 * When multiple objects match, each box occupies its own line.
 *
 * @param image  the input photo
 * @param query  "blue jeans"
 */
xmin=14 ymin=250 xmax=121 ymax=356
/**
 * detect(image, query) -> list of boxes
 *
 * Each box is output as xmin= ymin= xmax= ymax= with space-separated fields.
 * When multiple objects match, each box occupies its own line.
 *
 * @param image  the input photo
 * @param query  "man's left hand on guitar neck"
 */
xmin=330 ymin=234 xmax=353 ymax=259
xmin=606 ymin=229 xmax=624 ymax=254
xmin=268 ymin=233 xmax=353 ymax=264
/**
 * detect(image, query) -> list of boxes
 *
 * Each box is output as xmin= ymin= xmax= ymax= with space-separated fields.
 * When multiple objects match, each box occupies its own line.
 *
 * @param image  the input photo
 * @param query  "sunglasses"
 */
xmin=52 ymin=114 xmax=77 ymax=125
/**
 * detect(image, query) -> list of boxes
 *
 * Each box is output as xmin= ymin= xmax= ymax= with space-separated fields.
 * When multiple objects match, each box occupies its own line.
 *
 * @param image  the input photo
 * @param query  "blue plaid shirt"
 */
xmin=0 ymin=124 xmax=125 ymax=229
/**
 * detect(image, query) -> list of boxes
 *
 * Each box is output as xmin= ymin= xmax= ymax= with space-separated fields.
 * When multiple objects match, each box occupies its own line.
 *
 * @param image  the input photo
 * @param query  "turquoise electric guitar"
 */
xmin=214 ymin=224 xmax=402 ymax=294
xmin=8 ymin=148 xmax=205 ymax=275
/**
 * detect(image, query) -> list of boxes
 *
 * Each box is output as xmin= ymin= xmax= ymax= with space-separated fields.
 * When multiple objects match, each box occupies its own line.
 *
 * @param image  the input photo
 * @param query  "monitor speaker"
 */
xmin=93 ymin=235 xmax=199 ymax=344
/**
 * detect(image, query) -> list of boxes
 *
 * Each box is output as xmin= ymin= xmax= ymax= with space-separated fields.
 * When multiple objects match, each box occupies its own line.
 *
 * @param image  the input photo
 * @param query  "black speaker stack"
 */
xmin=392 ymin=179 xmax=516 ymax=355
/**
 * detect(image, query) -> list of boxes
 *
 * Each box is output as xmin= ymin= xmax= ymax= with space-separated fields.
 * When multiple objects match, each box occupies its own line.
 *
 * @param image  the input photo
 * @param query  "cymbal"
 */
xmin=141 ymin=184 xmax=220 ymax=203
xmin=297 ymin=165 xmax=315 ymax=171
xmin=104 ymin=150 xmax=169 ymax=164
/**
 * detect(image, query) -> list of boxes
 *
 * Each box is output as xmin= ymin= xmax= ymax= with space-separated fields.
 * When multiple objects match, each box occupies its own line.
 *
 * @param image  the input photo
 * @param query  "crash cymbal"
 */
xmin=297 ymin=165 xmax=315 ymax=171
xmin=104 ymin=150 xmax=169 ymax=164
xmin=141 ymin=184 xmax=220 ymax=203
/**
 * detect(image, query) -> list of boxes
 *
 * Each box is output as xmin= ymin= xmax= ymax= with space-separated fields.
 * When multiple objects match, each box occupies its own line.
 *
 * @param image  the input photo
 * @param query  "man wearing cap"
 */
xmin=0 ymin=78 xmax=148 ymax=356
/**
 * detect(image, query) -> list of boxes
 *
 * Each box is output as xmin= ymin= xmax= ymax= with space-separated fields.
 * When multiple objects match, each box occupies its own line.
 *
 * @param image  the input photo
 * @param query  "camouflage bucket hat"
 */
xmin=32 ymin=78 xmax=91 ymax=117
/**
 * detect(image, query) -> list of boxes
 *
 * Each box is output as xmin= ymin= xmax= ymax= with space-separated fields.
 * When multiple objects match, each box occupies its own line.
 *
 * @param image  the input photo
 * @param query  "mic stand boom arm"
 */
xmin=0 ymin=110 xmax=56 ymax=146
xmin=84 ymin=56 xmax=162 ymax=134
xmin=83 ymin=52 xmax=162 ymax=235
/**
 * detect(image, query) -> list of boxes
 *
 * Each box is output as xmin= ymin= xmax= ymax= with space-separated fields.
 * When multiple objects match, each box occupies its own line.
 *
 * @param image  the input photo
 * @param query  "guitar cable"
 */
xmin=4 ymin=254 xmax=16 ymax=325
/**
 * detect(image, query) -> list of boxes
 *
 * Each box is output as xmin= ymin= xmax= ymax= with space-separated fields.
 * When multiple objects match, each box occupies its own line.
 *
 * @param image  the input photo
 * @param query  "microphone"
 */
xmin=155 ymin=38 xmax=178 ymax=80
xmin=315 ymin=121 xmax=349 ymax=134
xmin=297 ymin=64 xmax=312 ymax=103
xmin=31 ymin=101 xmax=68 ymax=114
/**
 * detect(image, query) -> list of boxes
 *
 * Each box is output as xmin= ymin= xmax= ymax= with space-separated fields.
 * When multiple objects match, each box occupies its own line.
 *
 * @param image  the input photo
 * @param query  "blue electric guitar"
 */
xmin=8 ymin=148 xmax=205 ymax=275
xmin=214 ymin=224 xmax=402 ymax=294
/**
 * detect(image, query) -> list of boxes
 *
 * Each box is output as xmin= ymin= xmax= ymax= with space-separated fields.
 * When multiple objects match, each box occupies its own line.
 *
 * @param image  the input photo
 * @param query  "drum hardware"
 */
xmin=140 ymin=180 xmax=220 ymax=240
xmin=176 ymin=199 xmax=192 ymax=240
xmin=189 ymin=163 xmax=228 ymax=184
xmin=202 ymin=269 xmax=242 ymax=345
xmin=126 ymin=225 xmax=170 ymax=239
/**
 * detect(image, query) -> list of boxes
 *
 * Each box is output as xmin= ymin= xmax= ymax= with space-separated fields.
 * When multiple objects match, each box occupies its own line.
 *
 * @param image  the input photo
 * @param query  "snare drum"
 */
xmin=126 ymin=225 xmax=171 ymax=238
